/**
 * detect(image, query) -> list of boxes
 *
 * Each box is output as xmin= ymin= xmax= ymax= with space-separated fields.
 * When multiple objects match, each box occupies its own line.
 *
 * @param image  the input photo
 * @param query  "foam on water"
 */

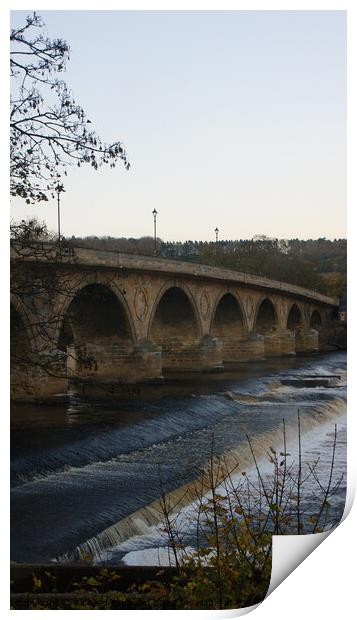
xmin=118 ymin=405 xmax=347 ymax=567
xmin=59 ymin=396 xmax=346 ymax=565
xmin=11 ymin=352 xmax=347 ymax=564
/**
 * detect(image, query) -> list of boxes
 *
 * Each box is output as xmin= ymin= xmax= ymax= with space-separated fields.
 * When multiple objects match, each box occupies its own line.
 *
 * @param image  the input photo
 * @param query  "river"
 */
xmin=11 ymin=351 xmax=346 ymax=565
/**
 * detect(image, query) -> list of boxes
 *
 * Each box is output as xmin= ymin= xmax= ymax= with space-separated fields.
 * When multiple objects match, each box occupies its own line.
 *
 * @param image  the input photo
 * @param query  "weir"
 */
xmin=59 ymin=395 xmax=347 ymax=565
xmin=10 ymin=352 xmax=347 ymax=564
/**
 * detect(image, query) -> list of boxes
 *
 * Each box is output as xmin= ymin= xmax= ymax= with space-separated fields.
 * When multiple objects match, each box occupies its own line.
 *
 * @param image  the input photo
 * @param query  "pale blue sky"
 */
xmin=10 ymin=10 xmax=346 ymax=241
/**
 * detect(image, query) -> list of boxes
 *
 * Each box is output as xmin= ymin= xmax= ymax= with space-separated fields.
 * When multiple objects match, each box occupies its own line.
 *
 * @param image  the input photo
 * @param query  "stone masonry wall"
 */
xmin=10 ymin=251 xmax=339 ymax=400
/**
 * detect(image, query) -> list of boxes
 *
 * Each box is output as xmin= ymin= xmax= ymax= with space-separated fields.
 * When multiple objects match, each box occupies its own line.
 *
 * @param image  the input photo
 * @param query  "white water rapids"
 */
xmin=11 ymin=352 xmax=346 ymax=565
xmin=91 ymin=399 xmax=346 ymax=566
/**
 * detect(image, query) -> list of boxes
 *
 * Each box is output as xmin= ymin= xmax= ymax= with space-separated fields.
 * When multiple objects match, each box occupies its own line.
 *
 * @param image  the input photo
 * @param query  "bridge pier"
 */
xmin=218 ymin=334 xmax=265 ymax=365
xmin=295 ymin=328 xmax=319 ymax=354
xmin=67 ymin=339 xmax=163 ymax=394
xmin=10 ymin=302 xmax=69 ymax=401
xmin=261 ymin=330 xmax=296 ymax=357
xmin=279 ymin=330 xmax=296 ymax=356
xmin=11 ymin=353 xmax=69 ymax=402
xmin=261 ymin=331 xmax=282 ymax=357
xmin=200 ymin=336 xmax=224 ymax=372
xmin=317 ymin=328 xmax=335 ymax=352
xmin=133 ymin=342 xmax=163 ymax=382
xmin=159 ymin=335 xmax=223 ymax=374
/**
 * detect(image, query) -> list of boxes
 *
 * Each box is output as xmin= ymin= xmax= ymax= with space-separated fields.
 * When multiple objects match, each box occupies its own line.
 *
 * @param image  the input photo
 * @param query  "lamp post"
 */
xmin=56 ymin=184 xmax=65 ymax=243
xmin=214 ymin=227 xmax=219 ymax=258
xmin=152 ymin=209 xmax=158 ymax=254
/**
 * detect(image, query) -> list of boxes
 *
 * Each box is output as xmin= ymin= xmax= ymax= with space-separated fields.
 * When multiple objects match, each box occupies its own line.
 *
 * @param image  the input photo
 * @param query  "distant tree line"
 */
xmin=68 ymin=234 xmax=346 ymax=298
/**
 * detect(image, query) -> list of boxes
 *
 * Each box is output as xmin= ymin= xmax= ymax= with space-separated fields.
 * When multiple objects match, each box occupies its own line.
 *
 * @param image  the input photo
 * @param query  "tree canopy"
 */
xmin=68 ymin=235 xmax=347 ymax=297
xmin=10 ymin=12 xmax=130 ymax=203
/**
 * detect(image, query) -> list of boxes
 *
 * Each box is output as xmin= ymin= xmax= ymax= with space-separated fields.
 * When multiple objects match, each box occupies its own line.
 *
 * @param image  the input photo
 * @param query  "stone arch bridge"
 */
xmin=11 ymin=246 xmax=339 ymax=400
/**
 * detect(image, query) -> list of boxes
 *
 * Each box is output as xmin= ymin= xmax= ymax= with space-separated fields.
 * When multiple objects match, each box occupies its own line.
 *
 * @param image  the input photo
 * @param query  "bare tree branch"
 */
xmin=10 ymin=12 xmax=130 ymax=204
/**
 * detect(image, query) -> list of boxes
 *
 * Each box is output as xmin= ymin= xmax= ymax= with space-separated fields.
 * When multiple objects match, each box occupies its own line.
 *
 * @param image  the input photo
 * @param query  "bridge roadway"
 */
xmin=11 ymin=246 xmax=339 ymax=400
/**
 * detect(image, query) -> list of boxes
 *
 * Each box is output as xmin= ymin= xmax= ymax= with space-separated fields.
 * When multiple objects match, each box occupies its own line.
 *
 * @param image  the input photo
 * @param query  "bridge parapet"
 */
xmin=72 ymin=247 xmax=339 ymax=306
xmin=12 ymin=244 xmax=338 ymax=307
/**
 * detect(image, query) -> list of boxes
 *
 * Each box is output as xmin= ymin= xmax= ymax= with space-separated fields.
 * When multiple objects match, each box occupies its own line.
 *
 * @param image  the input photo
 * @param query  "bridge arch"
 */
xmin=310 ymin=309 xmax=322 ymax=330
xmin=55 ymin=275 xmax=137 ymax=345
xmin=57 ymin=282 xmax=135 ymax=382
xmin=149 ymin=282 xmax=202 ymax=338
xmin=286 ymin=303 xmax=304 ymax=331
xmin=254 ymin=297 xmax=279 ymax=335
xmin=149 ymin=284 xmax=201 ymax=372
xmin=10 ymin=302 xmax=32 ymax=369
xmin=210 ymin=292 xmax=248 ymax=335
xmin=210 ymin=292 xmax=247 ymax=362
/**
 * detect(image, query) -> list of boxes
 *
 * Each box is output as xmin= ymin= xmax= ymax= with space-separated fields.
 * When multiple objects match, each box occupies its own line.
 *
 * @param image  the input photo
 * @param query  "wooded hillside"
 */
xmin=68 ymin=235 xmax=346 ymax=298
